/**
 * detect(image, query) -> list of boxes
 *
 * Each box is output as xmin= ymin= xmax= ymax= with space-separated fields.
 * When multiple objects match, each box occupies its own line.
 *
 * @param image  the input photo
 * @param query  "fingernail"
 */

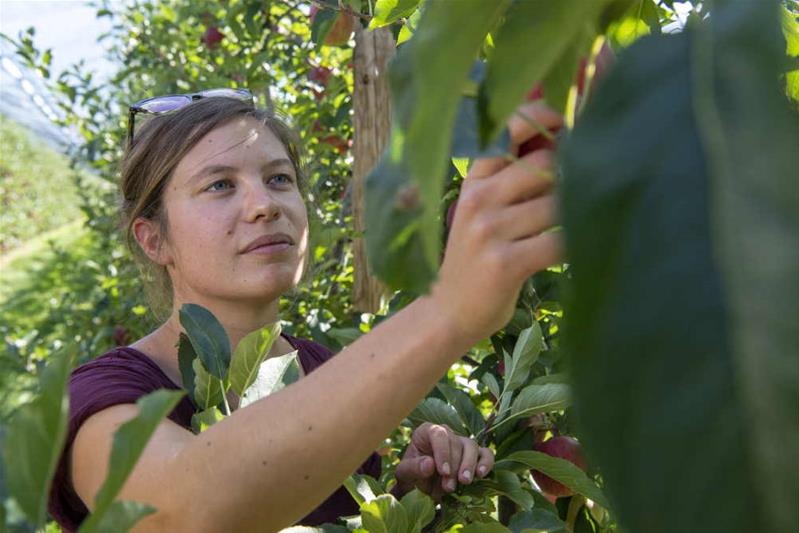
xmin=446 ymin=478 xmax=457 ymax=491
xmin=462 ymin=470 xmax=472 ymax=481
xmin=442 ymin=462 xmax=450 ymax=476
xmin=478 ymin=466 xmax=487 ymax=476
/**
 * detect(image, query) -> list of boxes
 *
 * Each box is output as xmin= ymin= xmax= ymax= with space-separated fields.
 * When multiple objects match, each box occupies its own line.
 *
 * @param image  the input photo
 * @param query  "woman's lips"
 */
xmin=244 ymin=242 xmax=292 ymax=255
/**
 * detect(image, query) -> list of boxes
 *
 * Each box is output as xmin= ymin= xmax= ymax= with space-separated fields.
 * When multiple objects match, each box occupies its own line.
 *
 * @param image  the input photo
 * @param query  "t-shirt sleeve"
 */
xmin=48 ymin=352 xmax=187 ymax=532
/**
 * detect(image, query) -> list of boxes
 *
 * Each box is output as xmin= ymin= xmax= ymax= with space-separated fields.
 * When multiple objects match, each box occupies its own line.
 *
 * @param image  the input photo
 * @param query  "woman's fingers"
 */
xmin=506 ymin=101 xmax=564 ymax=155
xmin=476 ymin=447 xmax=496 ymax=478
xmin=486 ymin=194 xmax=558 ymax=243
xmin=508 ymin=230 xmax=563 ymax=279
xmin=457 ymin=437 xmax=480 ymax=485
xmin=465 ymin=101 xmax=563 ymax=184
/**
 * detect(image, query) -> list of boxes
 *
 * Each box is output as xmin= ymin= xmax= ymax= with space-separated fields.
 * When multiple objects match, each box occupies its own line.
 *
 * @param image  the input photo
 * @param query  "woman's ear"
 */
xmin=132 ymin=217 xmax=172 ymax=266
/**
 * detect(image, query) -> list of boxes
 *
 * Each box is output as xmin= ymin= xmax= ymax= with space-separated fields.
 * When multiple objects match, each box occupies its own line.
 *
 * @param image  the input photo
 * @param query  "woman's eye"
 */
xmin=206 ymin=179 xmax=233 ymax=192
xmin=270 ymin=173 xmax=294 ymax=186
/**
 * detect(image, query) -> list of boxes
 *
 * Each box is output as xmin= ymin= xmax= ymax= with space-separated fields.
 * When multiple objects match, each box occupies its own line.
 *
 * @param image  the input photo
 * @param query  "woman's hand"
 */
xmin=431 ymin=102 xmax=564 ymax=346
xmin=391 ymin=422 xmax=494 ymax=501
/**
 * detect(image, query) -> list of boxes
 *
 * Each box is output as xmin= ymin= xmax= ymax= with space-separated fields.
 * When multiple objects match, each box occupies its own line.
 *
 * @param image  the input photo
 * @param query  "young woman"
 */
xmin=48 ymin=89 xmax=562 ymax=531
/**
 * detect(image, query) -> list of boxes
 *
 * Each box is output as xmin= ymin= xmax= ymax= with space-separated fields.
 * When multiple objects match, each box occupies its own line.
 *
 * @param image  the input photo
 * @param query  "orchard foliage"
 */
xmin=1 ymin=0 xmax=798 ymax=532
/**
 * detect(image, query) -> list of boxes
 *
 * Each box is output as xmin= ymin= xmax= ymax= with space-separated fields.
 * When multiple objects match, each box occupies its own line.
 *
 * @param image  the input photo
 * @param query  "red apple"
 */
xmin=309 ymin=66 xmax=332 ymax=86
xmin=519 ymin=43 xmax=615 ymax=158
xmin=320 ymin=134 xmax=348 ymax=154
xmin=497 ymin=359 xmax=506 ymax=377
xmin=113 ymin=326 xmax=130 ymax=347
xmin=532 ymin=436 xmax=587 ymax=498
xmin=310 ymin=5 xmax=355 ymax=46
xmin=201 ymin=26 xmax=224 ymax=49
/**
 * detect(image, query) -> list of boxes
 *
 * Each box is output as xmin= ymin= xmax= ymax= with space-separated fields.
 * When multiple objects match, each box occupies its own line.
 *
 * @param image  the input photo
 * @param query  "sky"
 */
xmin=0 ymin=0 xmax=117 ymax=148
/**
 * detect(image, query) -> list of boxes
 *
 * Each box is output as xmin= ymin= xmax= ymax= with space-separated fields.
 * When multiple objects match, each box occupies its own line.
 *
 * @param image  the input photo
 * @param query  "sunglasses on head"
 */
xmin=126 ymin=88 xmax=254 ymax=149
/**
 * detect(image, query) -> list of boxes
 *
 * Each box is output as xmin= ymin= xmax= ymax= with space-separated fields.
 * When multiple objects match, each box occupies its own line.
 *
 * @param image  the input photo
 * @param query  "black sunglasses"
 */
xmin=126 ymin=88 xmax=254 ymax=149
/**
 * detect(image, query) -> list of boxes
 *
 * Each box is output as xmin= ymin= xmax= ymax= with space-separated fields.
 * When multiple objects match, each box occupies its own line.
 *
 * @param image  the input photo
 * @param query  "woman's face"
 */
xmin=156 ymin=116 xmax=309 ymax=307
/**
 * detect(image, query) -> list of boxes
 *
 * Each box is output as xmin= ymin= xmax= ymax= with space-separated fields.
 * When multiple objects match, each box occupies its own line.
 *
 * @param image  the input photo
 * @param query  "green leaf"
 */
xmin=360 ymin=494 xmax=409 ymax=533
xmin=559 ymin=3 xmax=799 ymax=532
xmin=368 ymin=0 xmax=512 ymax=293
xmin=493 ymin=470 xmax=534 ymax=510
xmin=84 ymin=501 xmax=156 ymax=533
xmin=503 ymin=322 xmax=545 ymax=394
xmin=496 ymin=451 xmax=609 ymax=509
xmin=310 ymin=7 xmax=339 ymax=47
xmin=343 ymin=473 xmax=383 ymax=505
xmin=2 ymin=349 xmax=72 ymax=526
xmin=479 ymin=0 xmax=610 ymax=144
xmin=407 ymin=398 xmax=469 ymax=437
xmin=228 ymin=322 xmax=281 ymax=396
xmin=238 ymin=350 xmax=301 ymax=409
xmin=482 ymin=372 xmax=501 ymax=400
xmin=191 ymin=406 xmax=224 ymax=434
xmin=369 ymin=0 xmax=422 ymax=29
xmin=179 ymin=303 xmax=231 ymax=381
xmin=192 ymin=358 xmax=224 ymax=411
xmin=177 ymin=332 xmax=197 ymax=405
xmin=508 ymin=508 xmax=567 ymax=533
xmin=781 ymin=4 xmax=799 ymax=56
xmin=79 ymin=389 xmax=184 ymax=532
xmin=436 ymin=382 xmax=486 ymax=437
xmin=399 ymin=489 xmax=435 ymax=531
xmin=459 ymin=520 xmax=512 ymax=533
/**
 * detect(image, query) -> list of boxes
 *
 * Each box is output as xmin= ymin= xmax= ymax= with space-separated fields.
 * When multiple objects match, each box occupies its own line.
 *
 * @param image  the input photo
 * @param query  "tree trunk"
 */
xmin=351 ymin=24 xmax=395 ymax=313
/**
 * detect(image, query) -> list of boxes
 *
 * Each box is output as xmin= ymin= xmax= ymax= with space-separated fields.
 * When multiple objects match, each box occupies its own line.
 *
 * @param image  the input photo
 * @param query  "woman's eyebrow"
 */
xmin=188 ymin=158 xmax=294 ymax=185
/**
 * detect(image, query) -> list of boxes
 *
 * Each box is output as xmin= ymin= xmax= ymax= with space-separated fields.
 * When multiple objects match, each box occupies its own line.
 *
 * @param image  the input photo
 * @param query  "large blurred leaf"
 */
xmin=496 ymin=451 xmax=609 ymax=509
xmin=179 ymin=303 xmax=231 ymax=381
xmin=228 ymin=322 xmax=281 ymax=397
xmin=559 ymin=2 xmax=799 ymax=532
xmin=79 ymin=389 xmax=184 ymax=533
xmin=479 ymin=0 xmax=622 ymax=144
xmin=2 ymin=349 xmax=72 ymax=526
xmin=83 ymin=500 xmax=155 ymax=533
xmin=365 ymin=0 xmax=512 ymax=293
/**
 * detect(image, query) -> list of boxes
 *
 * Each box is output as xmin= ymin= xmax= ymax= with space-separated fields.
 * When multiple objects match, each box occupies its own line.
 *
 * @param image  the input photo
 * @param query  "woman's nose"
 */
xmin=244 ymin=180 xmax=281 ymax=222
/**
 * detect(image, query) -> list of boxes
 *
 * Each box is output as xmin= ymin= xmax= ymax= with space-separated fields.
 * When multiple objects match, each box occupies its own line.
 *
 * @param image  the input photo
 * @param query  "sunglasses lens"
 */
xmin=200 ymin=88 xmax=250 ymax=99
xmin=139 ymin=95 xmax=192 ymax=113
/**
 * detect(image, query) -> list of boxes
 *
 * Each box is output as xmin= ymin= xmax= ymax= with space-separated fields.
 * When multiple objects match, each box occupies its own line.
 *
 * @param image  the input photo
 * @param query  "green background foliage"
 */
xmin=1 ymin=0 xmax=797 ymax=531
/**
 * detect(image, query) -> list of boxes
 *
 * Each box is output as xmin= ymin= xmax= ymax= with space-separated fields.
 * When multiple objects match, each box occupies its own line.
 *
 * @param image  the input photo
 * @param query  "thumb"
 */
xmin=396 ymin=455 xmax=436 ymax=483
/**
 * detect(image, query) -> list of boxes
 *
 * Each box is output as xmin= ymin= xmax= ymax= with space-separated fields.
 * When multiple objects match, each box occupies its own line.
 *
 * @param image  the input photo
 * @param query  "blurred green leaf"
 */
xmin=2 ymin=349 xmax=72 ymax=526
xmin=79 ymin=389 xmax=184 ymax=533
xmin=560 ymin=2 xmax=799 ymax=531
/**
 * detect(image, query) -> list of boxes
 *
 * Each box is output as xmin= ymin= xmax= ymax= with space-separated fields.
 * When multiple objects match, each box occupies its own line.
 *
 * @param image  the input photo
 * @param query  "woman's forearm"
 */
xmin=166 ymin=292 xmax=474 ymax=531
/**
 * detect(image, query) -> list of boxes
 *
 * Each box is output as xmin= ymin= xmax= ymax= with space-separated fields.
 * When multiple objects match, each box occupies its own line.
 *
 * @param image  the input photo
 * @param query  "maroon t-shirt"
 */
xmin=48 ymin=333 xmax=381 ymax=531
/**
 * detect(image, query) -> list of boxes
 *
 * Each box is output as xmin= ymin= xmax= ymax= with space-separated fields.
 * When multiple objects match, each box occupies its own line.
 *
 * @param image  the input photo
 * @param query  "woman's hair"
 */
xmin=118 ymin=96 xmax=311 ymax=323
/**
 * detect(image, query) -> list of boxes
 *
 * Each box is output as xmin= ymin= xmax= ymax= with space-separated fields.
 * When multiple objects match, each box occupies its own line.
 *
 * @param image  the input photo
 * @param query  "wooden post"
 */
xmin=351 ymin=24 xmax=395 ymax=313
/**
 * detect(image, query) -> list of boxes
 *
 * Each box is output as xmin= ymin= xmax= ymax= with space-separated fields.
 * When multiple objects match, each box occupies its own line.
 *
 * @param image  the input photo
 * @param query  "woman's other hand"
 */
xmin=432 ymin=102 xmax=564 ymax=345
xmin=391 ymin=422 xmax=494 ymax=501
